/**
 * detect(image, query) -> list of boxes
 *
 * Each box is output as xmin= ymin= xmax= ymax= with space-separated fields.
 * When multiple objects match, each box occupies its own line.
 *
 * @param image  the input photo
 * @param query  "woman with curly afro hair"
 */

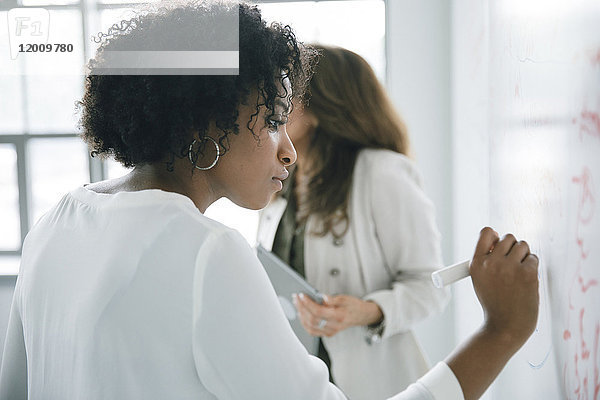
xmin=0 ymin=1 xmax=541 ymax=400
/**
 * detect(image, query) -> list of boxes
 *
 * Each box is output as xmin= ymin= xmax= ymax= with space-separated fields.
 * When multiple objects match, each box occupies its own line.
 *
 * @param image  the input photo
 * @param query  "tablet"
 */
xmin=256 ymin=245 xmax=323 ymax=355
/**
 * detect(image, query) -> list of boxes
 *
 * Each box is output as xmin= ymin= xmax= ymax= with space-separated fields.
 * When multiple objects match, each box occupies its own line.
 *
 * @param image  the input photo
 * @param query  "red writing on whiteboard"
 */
xmin=572 ymin=168 xmax=596 ymax=260
xmin=575 ymin=109 xmax=600 ymax=141
xmin=594 ymin=324 xmax=599 ymax=400
xmin=592 ymin=49 xmax=600 ymax=66
xmin=564 ymin=167 xmax=600 ymax=400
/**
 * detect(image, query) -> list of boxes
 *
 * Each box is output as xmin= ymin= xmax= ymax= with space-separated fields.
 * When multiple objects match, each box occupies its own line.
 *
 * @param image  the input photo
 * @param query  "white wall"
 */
xmin=385 ymin=0 xmax=455 ymax=365
xmin=450 ymin=0 xmax=492 ymax=396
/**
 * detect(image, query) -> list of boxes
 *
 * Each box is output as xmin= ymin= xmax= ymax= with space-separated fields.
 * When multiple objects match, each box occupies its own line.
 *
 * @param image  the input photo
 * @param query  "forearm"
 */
xmin=445 ymin=326 xmax=523 ymax=400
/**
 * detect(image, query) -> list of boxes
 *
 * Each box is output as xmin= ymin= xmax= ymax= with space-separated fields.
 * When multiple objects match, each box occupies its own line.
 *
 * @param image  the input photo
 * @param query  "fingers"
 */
xmin=522 ymin=253 xmax=540 ymax=281
xmin=296 ymin=306 xmax=339 ymax=337
xmin=296 ymin=293 xmax=338 ymax=320
xmin=322 ymin=294 xmax=343 ymax=307
xmin=292 ymin=293 xmax=341 ymax=337
xmin=494 ymin=233 xmax=517 ymax=256
xmin=473 ymin=228 xmax=538 ymax=274
xmin=488 ymin=232 xmax=534 ymax=263
xmin=523 ymin=253 xmax=539 ymax=267
xmin=507 ymin=240 xmax=530 ymax=262
xmin=296 ymin=308 xmax=339 ymax=337
xmin=474 ymin=227 xmax=500 ymax=258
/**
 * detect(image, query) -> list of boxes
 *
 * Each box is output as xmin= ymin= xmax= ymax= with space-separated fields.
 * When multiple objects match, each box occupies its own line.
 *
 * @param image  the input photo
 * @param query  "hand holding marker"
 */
xmin=431 ymin=244 xmax=495 ymax=288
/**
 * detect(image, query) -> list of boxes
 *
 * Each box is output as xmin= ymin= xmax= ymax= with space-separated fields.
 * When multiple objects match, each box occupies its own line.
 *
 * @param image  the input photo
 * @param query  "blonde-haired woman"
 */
xmin=257 ymin=45 xmax=449 ymax=399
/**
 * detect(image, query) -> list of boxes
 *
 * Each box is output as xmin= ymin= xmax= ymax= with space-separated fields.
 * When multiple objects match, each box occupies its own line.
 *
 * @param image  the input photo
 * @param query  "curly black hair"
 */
xmin=77 ymin=0 xmax=318 ymax=170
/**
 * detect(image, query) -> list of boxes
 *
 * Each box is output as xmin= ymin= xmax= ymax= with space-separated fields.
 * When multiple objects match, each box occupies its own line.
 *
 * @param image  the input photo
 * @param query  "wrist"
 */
xmin=363 ymin=300 xmax=384 ymax=326
xmin=363 ymin=301 xmax=385 ymax=345
xmin=479 ymin=323 xmax=526 ymax=354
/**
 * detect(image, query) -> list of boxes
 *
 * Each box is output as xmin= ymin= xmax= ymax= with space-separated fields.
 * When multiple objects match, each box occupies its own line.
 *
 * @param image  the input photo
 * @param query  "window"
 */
xmin=0 ymin=0 xmax=385 ymax=275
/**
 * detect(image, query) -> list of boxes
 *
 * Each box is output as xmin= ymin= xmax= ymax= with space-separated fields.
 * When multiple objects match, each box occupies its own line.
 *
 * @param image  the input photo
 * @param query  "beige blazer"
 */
xmin=257 ymin=148 xmax=450 ymax=400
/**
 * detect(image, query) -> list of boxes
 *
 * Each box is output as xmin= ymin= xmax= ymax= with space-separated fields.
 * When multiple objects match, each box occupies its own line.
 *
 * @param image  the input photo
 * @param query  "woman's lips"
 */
xmin=273 ymin=170 xmax=289 ymax=181
xmin=272 ymin=169 xmax=288 ymax=190
xmin=272 ymin=177 xmax=283 ymax=190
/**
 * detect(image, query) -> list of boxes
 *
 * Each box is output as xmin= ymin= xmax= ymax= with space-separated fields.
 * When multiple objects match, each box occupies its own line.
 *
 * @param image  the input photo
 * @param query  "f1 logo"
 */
xmin=7 ymin=8 xmax=50 ymax=60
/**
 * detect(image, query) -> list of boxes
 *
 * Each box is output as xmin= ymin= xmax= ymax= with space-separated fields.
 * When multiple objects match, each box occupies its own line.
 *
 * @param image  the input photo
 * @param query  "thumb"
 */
xmin=321 ymin=294 xmax=338 ymax=306
xmin=325 ymin=294 xmax=351 ymax=307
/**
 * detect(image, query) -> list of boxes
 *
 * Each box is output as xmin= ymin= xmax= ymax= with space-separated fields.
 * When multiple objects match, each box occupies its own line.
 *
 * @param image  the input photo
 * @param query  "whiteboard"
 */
xmin=453 ymin=0 xmax=600 ymax=398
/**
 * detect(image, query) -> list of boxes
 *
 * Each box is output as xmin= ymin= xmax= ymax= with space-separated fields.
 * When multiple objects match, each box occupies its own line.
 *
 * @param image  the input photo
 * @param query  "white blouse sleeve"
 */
xmin=363 ymin=155 xmax=451 ymax=338
xmin=0 ymin=278 xmax=27 ymax=400
xmin=191 ymin=228 xmax=347 ymax=400
xmin=387 ymin=362 xmax=465 ymax=400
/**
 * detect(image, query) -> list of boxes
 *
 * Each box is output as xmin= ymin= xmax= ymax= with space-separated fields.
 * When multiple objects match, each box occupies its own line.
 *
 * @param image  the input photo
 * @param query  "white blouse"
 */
xmin=0 ymin=186 xmax=463 ymax=400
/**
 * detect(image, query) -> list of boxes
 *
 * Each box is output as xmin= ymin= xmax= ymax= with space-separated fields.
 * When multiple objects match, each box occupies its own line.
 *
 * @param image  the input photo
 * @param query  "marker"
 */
xmin=431 ymin=260 xmax=471 ymax=288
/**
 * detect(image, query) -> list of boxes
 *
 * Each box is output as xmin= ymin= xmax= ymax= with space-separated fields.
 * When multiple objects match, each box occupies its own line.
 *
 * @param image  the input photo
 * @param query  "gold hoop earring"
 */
xmin=188 ymin=137 xmax=220 ymax=170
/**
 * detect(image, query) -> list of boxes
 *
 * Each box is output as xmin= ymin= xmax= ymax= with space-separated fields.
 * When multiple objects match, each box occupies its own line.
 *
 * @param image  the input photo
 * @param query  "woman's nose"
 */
xmin=279 ymin=128 xmax=297 ymax=167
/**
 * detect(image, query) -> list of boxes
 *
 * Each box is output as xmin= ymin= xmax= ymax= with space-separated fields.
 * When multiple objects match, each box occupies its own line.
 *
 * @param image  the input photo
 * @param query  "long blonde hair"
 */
xmin=297 ymin=45 xmax=411 ymax=238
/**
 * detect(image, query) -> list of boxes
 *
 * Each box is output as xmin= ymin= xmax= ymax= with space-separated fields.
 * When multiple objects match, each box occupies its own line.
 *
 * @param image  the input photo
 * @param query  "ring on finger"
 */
xmin=317 ymin=319 xmax=327 ymax=329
